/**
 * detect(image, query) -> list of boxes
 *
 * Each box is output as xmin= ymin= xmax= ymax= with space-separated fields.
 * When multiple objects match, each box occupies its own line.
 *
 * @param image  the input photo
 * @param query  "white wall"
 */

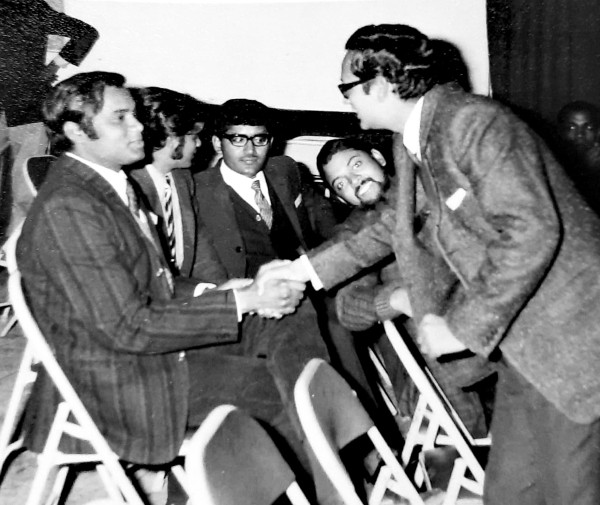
xmin=62 ymin=0 xmax=489 ymax=112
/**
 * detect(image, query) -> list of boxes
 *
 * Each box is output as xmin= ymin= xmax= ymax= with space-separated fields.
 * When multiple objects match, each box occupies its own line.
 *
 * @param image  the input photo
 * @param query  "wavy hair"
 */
xmin=345 ymin=24 xmax=439 ymax=99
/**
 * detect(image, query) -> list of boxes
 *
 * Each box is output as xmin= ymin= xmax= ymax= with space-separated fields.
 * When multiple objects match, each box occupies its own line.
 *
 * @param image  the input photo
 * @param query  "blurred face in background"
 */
xmin=559 ymin=109 xmax=599 ymax=154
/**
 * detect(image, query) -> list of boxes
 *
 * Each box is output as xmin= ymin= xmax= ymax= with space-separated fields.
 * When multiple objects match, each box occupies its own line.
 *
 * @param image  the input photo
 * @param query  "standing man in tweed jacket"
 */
xmin=260 ymin=24 xmax=600 ymax=505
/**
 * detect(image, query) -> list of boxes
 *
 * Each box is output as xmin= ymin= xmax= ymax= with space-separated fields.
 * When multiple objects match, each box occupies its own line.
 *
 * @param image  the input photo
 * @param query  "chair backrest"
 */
xmin=23 ymin=155 xmax=56 ymax=195
xmin=185 ymin=404 xmax=310 ymax=505
xmin=5 ymin=230 xmax=145 ymax=505
xmin=294 ymin=358 xmax=425 ymax=505
xmin=283 ymin=135 xmax=338 ymax=178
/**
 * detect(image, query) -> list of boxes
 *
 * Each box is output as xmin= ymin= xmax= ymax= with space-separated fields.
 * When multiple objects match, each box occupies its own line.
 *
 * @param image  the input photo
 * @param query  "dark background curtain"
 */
xmin=488 ymin=0 xmax=600 ymax=138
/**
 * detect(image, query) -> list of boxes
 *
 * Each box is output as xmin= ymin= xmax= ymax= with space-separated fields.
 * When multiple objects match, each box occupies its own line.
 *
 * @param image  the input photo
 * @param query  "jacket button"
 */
xmin=255 ymin=215 xmax=262 ymax=222
xmin=235 ymin=246 xmax=242 ymax=253
xmin=178 ymin=351 xmax=186 ymax=362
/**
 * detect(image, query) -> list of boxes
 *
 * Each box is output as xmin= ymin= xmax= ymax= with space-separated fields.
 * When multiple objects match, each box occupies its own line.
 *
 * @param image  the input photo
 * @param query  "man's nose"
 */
xmin=243 ymin=141 xmax=257 ymax=154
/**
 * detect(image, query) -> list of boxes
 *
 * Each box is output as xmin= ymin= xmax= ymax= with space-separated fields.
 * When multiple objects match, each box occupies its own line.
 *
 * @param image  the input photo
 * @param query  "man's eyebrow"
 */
xmin=346 ymin=154 xmax=361 ymax=167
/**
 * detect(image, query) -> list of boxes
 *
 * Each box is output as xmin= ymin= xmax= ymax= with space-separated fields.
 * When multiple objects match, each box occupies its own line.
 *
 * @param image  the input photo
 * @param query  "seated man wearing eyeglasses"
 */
xmin=194 ymin=98 xmax=376 ymax=418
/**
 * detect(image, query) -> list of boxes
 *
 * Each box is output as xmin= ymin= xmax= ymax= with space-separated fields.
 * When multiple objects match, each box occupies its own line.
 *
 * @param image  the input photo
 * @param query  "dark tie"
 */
xmin=126 ymin=178 xmax=174 ymax=293
xmin=164 ymin=174 xmax=177 ymax=266
xmin=125 ymin=178 xmax=141 ymax=216
xmin=251 ymin=179 xmax=273 ymax=229
xmin=126 ymin=179 xmax=158 ymax=248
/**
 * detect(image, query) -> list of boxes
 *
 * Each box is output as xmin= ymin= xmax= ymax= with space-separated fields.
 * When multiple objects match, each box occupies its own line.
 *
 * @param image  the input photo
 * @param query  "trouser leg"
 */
xmin=485 ymin=360 xmax=600 ymax=505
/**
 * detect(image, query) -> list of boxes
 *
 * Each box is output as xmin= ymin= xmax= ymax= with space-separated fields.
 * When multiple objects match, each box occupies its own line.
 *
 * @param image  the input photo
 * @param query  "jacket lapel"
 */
xmin=264 ymin=161 xmax=307 ymax=248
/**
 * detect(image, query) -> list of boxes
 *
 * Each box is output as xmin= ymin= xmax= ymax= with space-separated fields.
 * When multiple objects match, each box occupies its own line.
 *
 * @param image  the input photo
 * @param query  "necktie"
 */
xmin=126 ymin=178 xmax=158 ymax=249
xmin=251 ymin=179 xmax=273 ymax=229
xmin=126 ymin=178 xmax=174 ymax=293
xmin=164 ymin=174 xmax=177 ymax=266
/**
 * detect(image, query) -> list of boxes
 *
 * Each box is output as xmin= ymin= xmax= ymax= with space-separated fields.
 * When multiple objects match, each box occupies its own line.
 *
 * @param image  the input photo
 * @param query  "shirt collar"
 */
xmin=220 ymin=160 xmax=268 ymax=190
xmin=66 ymin=152 xmax=128 ymax=205
xmin=402 ymin=96 xmax=425 ymax=161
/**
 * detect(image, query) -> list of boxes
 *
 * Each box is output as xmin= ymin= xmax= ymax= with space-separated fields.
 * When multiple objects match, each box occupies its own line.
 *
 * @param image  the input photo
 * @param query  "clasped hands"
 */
xmin=230 ymin=259 xmax=308 ymax=319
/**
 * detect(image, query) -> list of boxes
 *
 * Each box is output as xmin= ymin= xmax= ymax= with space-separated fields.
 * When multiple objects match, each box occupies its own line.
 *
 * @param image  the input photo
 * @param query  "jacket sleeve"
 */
xmin=37 ymin=0 xmax=99 ymax=65
xmin=308 ymin=199 xmax=397 ymax=290
xmin=21 ymin=190 xmax=240 ymax=355
xmin=335 ymin=269 xmax=404 ymax=332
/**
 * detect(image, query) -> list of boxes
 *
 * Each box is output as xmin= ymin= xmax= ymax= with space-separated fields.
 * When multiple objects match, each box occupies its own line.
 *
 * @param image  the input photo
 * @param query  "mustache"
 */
xmin=354 ymin=177 xmax=381 ymax=198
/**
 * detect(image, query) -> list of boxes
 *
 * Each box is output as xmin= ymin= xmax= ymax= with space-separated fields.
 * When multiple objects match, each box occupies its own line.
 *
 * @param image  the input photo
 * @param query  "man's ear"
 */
xmin=373 ymin=75 xmax=392 ymax=101
xmin=212 ymin=135 xmax=222 ymax=156
xmin=370 ymin=148 xmax=387 ymax=167
xmin=63 ymin=121 xmax=85 ymax=144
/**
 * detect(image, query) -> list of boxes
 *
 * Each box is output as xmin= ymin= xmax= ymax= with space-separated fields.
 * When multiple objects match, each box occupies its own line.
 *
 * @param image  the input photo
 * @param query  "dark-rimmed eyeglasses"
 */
xmin=338 ymin=77 xmax=374 ymax=98
xmin=222 ymin=133 xmax=272 ymax=147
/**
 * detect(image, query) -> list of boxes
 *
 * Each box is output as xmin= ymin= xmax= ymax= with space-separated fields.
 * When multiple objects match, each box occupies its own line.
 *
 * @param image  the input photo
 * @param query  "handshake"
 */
xmin=225 ymin=259 xmax=310 ymax=319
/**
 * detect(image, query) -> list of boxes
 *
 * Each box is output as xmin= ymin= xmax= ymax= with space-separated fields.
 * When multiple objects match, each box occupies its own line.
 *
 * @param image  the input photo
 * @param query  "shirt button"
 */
xmin=178 ymin=351 xmax=186 ymax=362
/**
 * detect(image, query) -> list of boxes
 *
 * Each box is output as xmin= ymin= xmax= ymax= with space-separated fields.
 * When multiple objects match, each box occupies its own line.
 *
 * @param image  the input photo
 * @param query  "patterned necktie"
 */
xmin=125 ymin=178 xmax=140 ymax=217
xmin=251 ymin=179 xmax=273 ymax=229
xmin=164 ymin=174 xmax=177 ymax=266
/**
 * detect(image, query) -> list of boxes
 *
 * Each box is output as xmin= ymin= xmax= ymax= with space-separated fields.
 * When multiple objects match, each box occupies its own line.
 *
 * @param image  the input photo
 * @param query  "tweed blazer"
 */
xmin=194 ymin=156 xmax=320 ymax=278
xmin=0 ymin=0 xmax=98 ymax=126
xmin=128 ymin=166 xmax=228 ymax=282
xmin=18 ymin=155 xmax=240 ymax=464
xmin=309 ymin=84 xmax=600 ymax=423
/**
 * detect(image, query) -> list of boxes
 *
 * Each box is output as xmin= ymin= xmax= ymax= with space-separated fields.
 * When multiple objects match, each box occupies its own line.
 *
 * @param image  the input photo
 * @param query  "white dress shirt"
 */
xmin=219 ymin=161 xmax=272 ymax=211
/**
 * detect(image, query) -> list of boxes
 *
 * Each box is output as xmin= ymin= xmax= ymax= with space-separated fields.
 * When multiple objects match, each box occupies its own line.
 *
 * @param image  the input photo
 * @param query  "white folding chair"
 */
xmin=22 ymin=155 xmax=55 ymax=196
xmin=0 ymin=234 xmax=18 ymax=338
xmin=185 ymin=404 xmax=311 ymax=505
xmin=1 ymin=228 xmax=146 ymax=505
xmin=295 ymin=358 xmax=432 ymax=505
xmin=382 ymin=320 xmax=488 ymax=505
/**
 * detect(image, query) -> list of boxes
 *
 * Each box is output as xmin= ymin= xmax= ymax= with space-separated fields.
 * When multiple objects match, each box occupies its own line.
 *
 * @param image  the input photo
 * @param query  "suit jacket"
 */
xmin=309 ymin=84 xmax=600 ymax=424
xmin=194 ymin=156 xmax=325 ymax=278
xmin=0 ymin=0 xmax=98 ymax=126
xmin=18 ymin=155 xmax=240 ymax=464
xmin=128 ymin=165 xmax=228 ymax=282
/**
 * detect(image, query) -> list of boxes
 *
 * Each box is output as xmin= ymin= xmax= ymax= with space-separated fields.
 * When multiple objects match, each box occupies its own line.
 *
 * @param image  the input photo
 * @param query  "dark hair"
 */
xmin=316 ymin=137 xmax=375 ymax=182
xmin=211 ymin=98 xmax=273 ymax=137
xmin=430 ymin=38 xmax=471 ymax=92
xmin=557 ymin=100 xmax=600 ymax=126
xmin=43 ymin=71 xmax=126 ymax=155
xmin=345 ymin=24 xmax=439 ymax=99
xmin=133 ymin=86 xmax=207 ymax=161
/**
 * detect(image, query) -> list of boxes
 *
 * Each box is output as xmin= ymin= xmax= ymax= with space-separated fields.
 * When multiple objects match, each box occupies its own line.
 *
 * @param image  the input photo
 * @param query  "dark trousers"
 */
xmin=485 ymin=360 xmax=600 ymax=505
xmin=168 ymin=301 xmax=330 ymax=504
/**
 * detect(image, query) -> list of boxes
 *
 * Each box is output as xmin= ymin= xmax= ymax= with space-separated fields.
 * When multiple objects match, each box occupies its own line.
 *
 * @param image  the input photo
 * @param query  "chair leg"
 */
xmin=170 ymin=462 xmax=189 ymax=497
xmin=0 ymin=343 xmax=36 ymax=477
xmin=26 ymin=403 xmax=72 ymax=505
xmin=44 ymin=465 xmax=70 ymax=505
xmin=96 ymin=463 xmax=129 ymax=503
xmin=0 ymin=306 xmax=17 ymax=337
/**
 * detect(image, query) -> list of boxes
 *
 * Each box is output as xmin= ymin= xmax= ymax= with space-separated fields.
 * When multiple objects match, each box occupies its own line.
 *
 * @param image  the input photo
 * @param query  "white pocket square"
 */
xmin=445 ymin=188 xmax=467 ymax=211
xmin=294 ymin=194 xmax=302 ymax=207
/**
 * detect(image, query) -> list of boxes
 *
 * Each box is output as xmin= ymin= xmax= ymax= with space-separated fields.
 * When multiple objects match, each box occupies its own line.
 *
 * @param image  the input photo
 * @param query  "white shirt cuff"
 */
xmin=193 ymin=282 xmax=217 ymax=297
xmin=299 ymin=254 xmax=323 ymax=290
